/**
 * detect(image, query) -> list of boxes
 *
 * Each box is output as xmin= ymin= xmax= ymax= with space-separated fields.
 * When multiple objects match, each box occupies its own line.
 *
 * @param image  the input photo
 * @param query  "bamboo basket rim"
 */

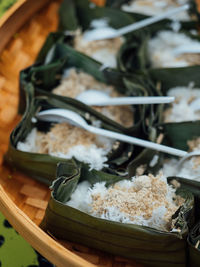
xmin=0 ymin=184 xmax=95 ymax=267
xmin=0 ymin=0 xmax=52 ymax=54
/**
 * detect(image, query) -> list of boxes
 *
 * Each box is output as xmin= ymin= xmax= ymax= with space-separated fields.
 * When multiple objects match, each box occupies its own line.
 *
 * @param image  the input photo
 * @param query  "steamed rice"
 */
xmin=17 ymin=123 xmax=115 ymax=171
xmin=67 ymin=173 xmax=184 ymax=231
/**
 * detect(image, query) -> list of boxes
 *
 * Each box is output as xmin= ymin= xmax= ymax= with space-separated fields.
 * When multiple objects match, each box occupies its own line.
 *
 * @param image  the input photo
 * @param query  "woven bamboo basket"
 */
xmin=0 ymin=1 xmax=143 ymax=266
xmin=1 ymin=1 xmax=200 ymax=266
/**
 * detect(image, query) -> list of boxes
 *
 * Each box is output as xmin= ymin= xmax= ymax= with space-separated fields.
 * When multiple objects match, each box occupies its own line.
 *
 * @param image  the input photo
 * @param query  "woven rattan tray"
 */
xmin=0 ymin=1 xmax=142 ymax=266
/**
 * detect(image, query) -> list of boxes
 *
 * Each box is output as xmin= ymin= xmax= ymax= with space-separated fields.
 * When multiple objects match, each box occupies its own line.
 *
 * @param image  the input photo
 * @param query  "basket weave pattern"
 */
xmin=0 ymin=1 xmax=142 ymax=266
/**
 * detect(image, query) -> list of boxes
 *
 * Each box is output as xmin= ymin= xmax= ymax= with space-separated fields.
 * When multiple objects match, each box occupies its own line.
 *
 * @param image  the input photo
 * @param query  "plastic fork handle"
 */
xmin=87 ymin=125 xmax=187 ymax=157
xmin=116 ymin=4 xmax=189 ymax=36
xmin=85 ymin=96 xmax=174 ymax=106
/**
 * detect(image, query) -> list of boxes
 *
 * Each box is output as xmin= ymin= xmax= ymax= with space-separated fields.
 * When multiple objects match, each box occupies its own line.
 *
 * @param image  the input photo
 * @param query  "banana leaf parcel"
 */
xmin=18 ymin=37 xmax=167 ymax=179
xmin=118 ymin=23 xmax=200 ymax=92
xmin=5 ymin=83 xmax=141 ymax=185
xmin=40 ymin=162 xmax=194 ymax=267
xmin=8 ymin=71 xmax=166 ymax=185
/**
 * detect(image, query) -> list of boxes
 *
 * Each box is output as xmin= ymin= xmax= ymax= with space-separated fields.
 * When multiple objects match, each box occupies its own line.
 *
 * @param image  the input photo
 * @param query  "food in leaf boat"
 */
xmin=41 ymin=162 xmax=194 ymax=267
xmin=157 ymin=85 xmax=200 ymax=181
xmin=17 ymin=122 xmax=114 ymax=171
xmin=148 ymin=30 xmax=200 ymax=68
xmin=66 ymin=172 xmax=184 ymax=231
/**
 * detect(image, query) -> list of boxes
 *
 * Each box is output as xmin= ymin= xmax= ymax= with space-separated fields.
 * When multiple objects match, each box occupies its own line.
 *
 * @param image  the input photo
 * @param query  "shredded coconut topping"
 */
xmin=67 ymin=173 xmax=184 ymax=231
xmin=148 ymin=31 xmax=200 ymax=68
xmin=53 ymin=68 xmax=134 ymax=127
xmin=163 ymin=85 xmax=200 ymax=123
xmin=74 ymin=30 xmax=123 ymax=68
xmin=17 ymin=123 xmax=115 ymax=170
xmin=122 ymin=0 xmax=190 ymax=21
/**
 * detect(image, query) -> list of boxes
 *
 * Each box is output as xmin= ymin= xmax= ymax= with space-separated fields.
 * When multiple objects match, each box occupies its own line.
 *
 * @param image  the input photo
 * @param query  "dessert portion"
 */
xmin=17 ymin=123 xmax=115 ymax=171
xmin=67 ymin=173 xmax=184 ymax=231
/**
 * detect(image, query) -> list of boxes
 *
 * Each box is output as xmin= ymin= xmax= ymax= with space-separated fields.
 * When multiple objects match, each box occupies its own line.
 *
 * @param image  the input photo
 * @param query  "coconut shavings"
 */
xmin=67 ymin=173 xmax=184 ymax=231
xmin=163 ymin=85 xmax=200 ymax=122
xmin=53 ymin=68 xmax=134 ymax=128
xmin=148 ymin=31 xmax=200 ymax=68
xmin=17 ymin=123 xmax=115 ymax=171
xmin=122 ymin=0 xmax=190 ymax=21
xmin=74 ymin=29 xmax=123 ymax=68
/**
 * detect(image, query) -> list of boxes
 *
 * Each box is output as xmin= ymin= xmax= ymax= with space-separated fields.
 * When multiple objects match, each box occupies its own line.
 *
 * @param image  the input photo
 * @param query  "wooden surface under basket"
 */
xmin=0 ymin=1 xmax=142 ymax=266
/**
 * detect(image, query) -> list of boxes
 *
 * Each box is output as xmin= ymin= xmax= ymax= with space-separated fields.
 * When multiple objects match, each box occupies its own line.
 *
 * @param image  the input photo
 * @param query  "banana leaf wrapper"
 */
xmin=167 ymin=176 xmax=200 ymax=267
xmin=40 ymin=162 xmax=194 ymax=267
xmin=153 ymin=78 xmax=200 ymax=150
xmin=118 ymin=26 xmax=200 ymax=92
xmin=168 ymin=177 xmax=200 ymax=221
xmin=7 ymin=80 xmax=164 ymax=185
xmin=20 ymin=39 xmax=166 ymax=176
xmin=105 ymin=0 xmax=129 ymax=8
xmin=156 ymin=112 xmax=200 ymax=200
xmin=188 ymin=221 xmax=200 ymax=267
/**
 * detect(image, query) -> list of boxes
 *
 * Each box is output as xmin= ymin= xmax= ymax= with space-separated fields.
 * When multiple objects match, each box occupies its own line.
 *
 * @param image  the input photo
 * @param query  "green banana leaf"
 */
xmin=167 ymin=177 xmax=200 ymax=222
xmin=188 ymin=221 xmax=200 ymax=267
xmin=105 ymin=0 xmax=129 ymax=8
xmin=159 ymin=120 xmax=200 ymax=151
xmin=40 ymin=162 xmax=194 ymax=267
